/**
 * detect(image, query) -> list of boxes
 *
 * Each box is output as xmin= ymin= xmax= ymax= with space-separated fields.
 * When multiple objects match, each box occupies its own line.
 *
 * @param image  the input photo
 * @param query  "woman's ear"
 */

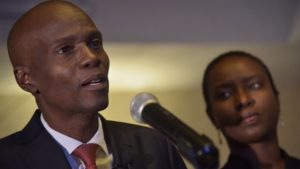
xmin=207 ymin=106 xmax=225 ymax=144
xmin=207 ymin=108 xmax=221 ymax=129
xmin=14 ymin=66 xmax=39 ymax=94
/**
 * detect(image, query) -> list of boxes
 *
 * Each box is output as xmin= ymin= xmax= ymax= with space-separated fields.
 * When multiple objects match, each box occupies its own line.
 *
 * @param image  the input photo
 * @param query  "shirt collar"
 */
xmin=40 ymin=113 xmax=109 ymax=155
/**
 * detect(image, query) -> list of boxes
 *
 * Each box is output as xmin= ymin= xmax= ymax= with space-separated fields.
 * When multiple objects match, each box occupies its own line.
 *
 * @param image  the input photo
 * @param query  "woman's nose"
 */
xmin=235 ymin=89 xmax=255 ymax=111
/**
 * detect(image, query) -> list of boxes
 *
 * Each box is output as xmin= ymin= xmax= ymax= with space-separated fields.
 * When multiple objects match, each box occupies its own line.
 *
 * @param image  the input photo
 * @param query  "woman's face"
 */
xmin=206 ymin=56 xmax=279 ymax=144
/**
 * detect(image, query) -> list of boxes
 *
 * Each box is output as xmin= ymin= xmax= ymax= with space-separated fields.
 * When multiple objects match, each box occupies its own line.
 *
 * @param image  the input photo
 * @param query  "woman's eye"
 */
xmin=249 ymin=82 xmax=260 ymax=90
xmin=57 ymin=45 xmax=74 ymax=54
xmin=216 ymin=90 xmax=232 ymax=100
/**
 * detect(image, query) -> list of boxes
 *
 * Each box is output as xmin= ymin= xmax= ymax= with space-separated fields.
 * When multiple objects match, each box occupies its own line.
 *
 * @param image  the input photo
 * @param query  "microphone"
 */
xmin=130 ymin=92 xmax=219 ymax=169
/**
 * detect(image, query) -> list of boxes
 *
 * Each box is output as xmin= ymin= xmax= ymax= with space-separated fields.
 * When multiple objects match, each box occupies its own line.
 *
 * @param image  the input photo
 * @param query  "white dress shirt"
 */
xmin=40 ymin=114 xmax=111 ymax=169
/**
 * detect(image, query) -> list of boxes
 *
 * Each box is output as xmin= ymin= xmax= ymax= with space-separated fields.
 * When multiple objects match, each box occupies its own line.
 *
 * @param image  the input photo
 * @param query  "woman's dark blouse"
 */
xmin=222 ymin=150 xmax=300 ymax=169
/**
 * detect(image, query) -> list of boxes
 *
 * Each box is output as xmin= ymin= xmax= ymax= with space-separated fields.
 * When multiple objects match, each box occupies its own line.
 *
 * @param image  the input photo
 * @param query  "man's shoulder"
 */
xmin=106 ymin=120 xmax=157 ymax=134
xmin=104 ymin=120 xmax=168 ymax=143
xmin=104 ymin=120 xmax=187 ymax=169
xmin=0 ymin=131 xmax=22 ymax=146
xmin=0 ymin=131 xmax=23 ymax=160
xmin=0 ymin=111 xmax=41 ymax=148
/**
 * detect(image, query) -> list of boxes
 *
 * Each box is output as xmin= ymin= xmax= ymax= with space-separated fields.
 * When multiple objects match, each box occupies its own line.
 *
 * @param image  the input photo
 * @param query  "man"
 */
xmin=0 ymin=1 xmax=186 ymax=169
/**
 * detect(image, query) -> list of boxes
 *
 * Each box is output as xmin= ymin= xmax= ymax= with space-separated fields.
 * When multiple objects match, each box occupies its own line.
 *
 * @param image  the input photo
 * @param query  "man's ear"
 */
xmin=14 ymin=66 xmax=39 ymax=94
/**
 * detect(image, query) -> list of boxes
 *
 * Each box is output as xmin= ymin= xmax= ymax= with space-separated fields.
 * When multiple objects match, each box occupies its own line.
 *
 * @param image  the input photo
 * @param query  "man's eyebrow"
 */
xmin=88 ymin=31 xmax=102 ymax=38
xmin=52 ymin=35 xmax=77 ymax=44
xmin=52 ymin=30 xmax=103 ymax=43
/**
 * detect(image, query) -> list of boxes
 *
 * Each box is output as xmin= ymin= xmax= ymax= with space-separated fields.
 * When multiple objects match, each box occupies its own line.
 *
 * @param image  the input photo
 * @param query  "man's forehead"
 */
xmin=7 ymin=1 xmax=88 ymax=65
xmin=13 ymin=1 xmax=91 ymax=41
xmin=23 ymin=2 xmax=84 ymax=25
xmin=27 ymin=1 xmax=80 ymax=15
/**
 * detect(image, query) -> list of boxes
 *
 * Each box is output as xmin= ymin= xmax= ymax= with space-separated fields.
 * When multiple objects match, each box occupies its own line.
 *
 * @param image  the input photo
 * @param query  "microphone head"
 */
xmin=130 ymin=92 xmax=159 ymax=123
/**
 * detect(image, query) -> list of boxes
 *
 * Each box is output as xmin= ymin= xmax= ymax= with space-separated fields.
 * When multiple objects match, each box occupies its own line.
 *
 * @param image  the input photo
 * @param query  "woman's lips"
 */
xmin=240 ymin=113 xmax=259 ymax=125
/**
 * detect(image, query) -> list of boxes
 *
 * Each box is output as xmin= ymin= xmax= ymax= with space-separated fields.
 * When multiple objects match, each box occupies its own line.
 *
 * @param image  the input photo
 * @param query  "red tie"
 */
xmin=72 ymin=143 xmax=98 ymax=169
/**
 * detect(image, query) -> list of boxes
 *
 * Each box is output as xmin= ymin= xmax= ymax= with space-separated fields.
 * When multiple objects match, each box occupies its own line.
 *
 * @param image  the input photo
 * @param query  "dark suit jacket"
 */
xmin=0 ymin=110 xmax=187 ymax=169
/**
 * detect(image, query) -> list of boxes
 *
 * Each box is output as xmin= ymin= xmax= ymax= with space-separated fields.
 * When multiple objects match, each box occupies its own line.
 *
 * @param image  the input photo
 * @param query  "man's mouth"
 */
xmin=81 ymin=74 xmax=107 ymax=87
xmin=87 ymin=78 xmax=104 ymax=86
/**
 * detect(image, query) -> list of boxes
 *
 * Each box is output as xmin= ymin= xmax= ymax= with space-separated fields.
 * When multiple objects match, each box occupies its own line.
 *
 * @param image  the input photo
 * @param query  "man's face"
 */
xmin=206 ymin=56 xmax=279 ymax=144
xmin=28 ymin=7 xmax=109 ymax=115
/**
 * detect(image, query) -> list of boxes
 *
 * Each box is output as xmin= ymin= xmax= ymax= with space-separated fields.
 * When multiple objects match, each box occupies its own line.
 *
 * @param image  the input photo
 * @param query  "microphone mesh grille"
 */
xmin=130 ymin=92 xmax=158 ymax=123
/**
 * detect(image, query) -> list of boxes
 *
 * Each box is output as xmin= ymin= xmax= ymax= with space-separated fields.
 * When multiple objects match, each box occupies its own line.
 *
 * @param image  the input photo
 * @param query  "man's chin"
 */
xmin=95 ymin=100 xmax=109 ymax=112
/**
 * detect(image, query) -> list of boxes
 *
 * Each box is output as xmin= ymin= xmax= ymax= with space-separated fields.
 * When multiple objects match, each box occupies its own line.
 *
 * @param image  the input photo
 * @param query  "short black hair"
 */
xmin=202 ymin=50 xmax=279 ymax=113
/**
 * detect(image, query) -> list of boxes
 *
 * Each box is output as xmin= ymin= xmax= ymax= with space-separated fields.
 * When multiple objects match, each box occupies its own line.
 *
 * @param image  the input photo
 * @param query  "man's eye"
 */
xmin=90 ymin=38 xmax=102 ymax=49
xmin=57 ymin=45 xmax=74 ymax=54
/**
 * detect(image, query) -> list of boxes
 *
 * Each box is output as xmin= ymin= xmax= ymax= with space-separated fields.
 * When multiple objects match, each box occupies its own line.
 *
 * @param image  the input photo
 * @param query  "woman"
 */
xmin=201 ymin=51 xmax=300 ymax=169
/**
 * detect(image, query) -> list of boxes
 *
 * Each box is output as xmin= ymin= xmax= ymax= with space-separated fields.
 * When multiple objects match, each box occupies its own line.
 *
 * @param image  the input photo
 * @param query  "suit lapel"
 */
xmin=17 ymin=110 xmax=71 ymax=169
xmin=100 ymin=116 xmax=154 ymax=168
xmin=100 ymin=116 xmax=136 ymax=168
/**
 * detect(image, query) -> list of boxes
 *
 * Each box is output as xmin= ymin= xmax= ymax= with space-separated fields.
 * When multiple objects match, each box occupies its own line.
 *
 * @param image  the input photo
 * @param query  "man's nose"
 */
xmin=79 ymin=45 xmax=101 ymax=68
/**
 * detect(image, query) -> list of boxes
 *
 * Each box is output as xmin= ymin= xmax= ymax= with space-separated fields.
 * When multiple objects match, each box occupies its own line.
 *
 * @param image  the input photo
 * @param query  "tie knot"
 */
xmin=72 ymin=143 xmax=99 ymax=168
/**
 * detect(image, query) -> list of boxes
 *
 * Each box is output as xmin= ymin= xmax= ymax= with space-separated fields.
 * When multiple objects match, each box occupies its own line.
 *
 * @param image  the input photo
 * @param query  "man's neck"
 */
xmin=42 ymin=110 xmax=99 ymax=142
